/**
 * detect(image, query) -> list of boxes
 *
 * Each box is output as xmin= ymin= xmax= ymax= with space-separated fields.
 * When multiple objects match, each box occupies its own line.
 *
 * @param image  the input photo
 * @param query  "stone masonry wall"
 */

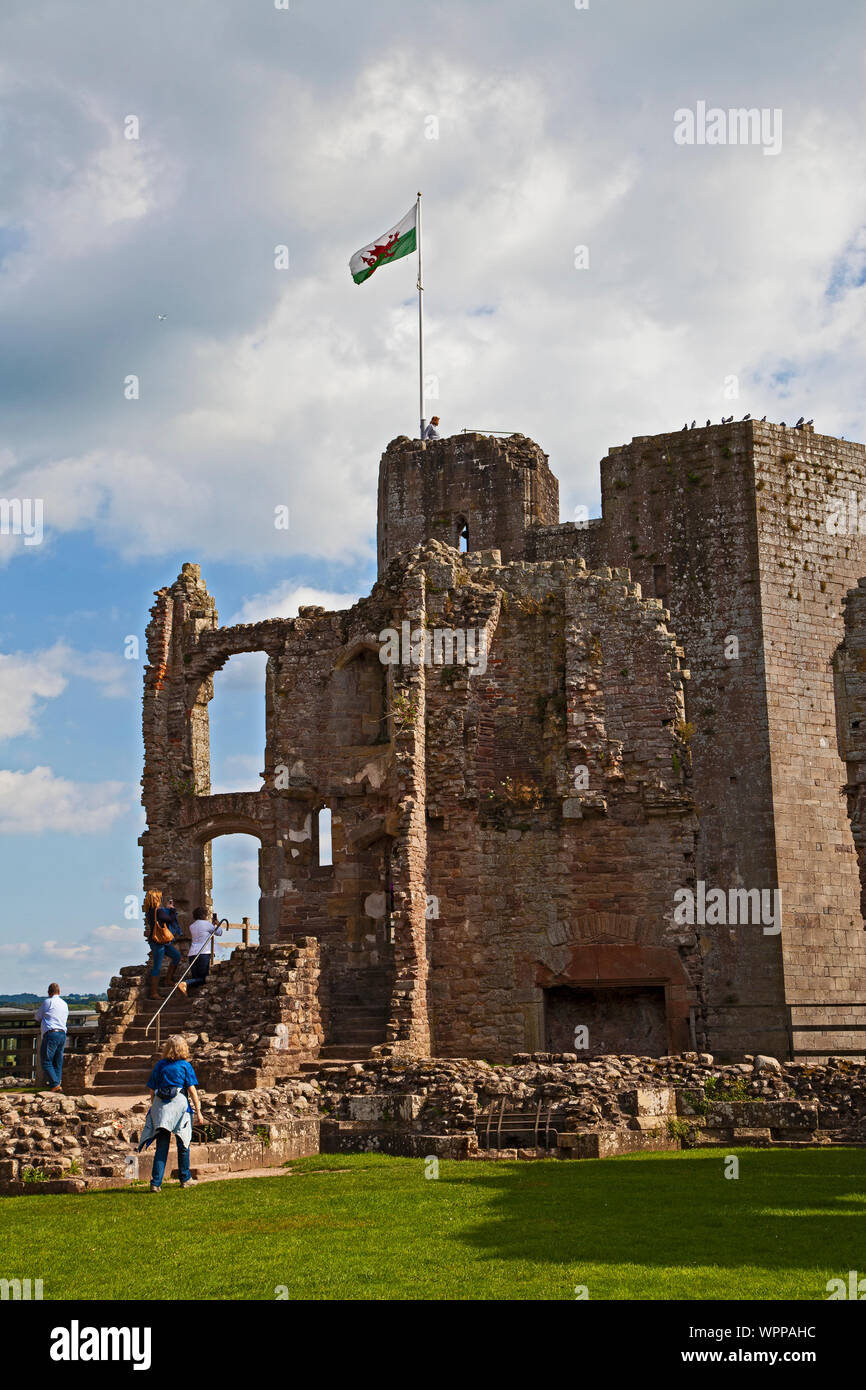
xmin=316 ymin=1052 xmax=866 ymax=1146
xmin=417 ymin=544 xmax=699 ymax=1059
xmin=377 ymin=432 xmax=559 ymax=574
xmin=141 ymin=514 xmax=699 ymax=1064
xmin=531 ymin=420 xmax=866 ymax=1058
xmin=753 ymin=428 xmax=866 ymax=1055
xmin=5 ymin=1054 xmax=864 ymax=1190
xmin=181 ymin=938 xmax=323 ymax=1088
xmin=134 ymin=425 xmax=865 ymax=1070
xmin=586 ymin=422 xmax=788 ymax=1057
xmin=834 ymin=579 xmax=866 ymax=930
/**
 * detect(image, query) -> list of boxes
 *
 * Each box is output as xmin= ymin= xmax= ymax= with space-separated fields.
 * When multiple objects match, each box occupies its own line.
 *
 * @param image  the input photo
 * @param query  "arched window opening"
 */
xmin=457 ymin=517 xmax=469 ymax=553
xmin=317 ymin=807 xmax=333 ymax=867
xmin=206 ymin=652 xmax=267 ymax=794
xmin=209 ymin=833 xmax=261 ymax=958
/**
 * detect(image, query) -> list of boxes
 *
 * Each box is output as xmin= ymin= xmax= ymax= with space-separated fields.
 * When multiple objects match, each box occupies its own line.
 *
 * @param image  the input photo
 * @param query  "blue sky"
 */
xmin=1 ymin=528 xmax=372 ymax=990
xmin=1 ymin=0 xmax=865 ymax=990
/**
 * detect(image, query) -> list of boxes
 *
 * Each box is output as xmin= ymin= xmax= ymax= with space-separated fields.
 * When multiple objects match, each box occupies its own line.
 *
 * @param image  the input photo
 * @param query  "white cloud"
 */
xmin=0 ymin=641 xmax=132 ymax=740
xmin=1 ymin=41 xmax=863 ymax=568
xmin=89 ymin=924 xmax=143 ymax=946
xmin=1 ymin=924 xmax=146 ymax=994
xmin=41 ymin=939 xmax=93 ymax=961
xmin=0 ymin=653 xmax=66 ymax=740
xmin=0 ymin=76 xmax=179 ymax=277
xmin=230 ymin=583 xmax=361 ymax=625
xmin=0 ymin=766 xmax=134 ymax=834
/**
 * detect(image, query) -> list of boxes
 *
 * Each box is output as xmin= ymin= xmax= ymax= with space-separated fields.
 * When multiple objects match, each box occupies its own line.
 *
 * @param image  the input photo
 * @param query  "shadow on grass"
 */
xmin=445 ymin=1148 xmax=866 ymax=1274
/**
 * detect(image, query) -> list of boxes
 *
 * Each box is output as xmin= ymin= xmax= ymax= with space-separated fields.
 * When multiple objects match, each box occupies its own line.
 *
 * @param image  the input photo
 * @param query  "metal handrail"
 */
xmin=145 ymin=919 xmax=227 ymax=1047
xmin=460 ymin=428 xmax=521 ymax=437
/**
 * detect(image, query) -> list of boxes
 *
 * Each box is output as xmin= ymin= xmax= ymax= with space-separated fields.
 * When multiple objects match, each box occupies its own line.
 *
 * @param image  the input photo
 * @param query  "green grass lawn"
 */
xmin=4 ymin=1148 xmax=864 ymax=1300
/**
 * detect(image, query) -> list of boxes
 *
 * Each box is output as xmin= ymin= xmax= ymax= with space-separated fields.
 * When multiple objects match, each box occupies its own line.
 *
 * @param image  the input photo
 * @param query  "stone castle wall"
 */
xmin=753 ymin=430 xmax=866 ymax=1055
xmin=139 ymin=434 xmax=701 ymax=1062
xmin=377 ymin=432 xmax=559 ymax=574
xmin=585 ymin=423 xmax=788 ymax=1056
xmin=132 ymin=424 xmax=866 ymax=1070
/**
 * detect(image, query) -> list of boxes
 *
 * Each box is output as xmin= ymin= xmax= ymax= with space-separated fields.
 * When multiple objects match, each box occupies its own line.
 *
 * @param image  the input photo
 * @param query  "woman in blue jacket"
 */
xmin=139 ymin=1035 xmax=204 ymax=1191
xmin=143 ymin=890 xmax=184 ymax=1000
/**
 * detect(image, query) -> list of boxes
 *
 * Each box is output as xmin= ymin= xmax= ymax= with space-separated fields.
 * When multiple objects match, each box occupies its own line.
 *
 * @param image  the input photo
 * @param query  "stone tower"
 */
xmin=528 ymin=421 xmax=866 ymax=1058
xmin=377 ymin=431 xmax=559 ymax=575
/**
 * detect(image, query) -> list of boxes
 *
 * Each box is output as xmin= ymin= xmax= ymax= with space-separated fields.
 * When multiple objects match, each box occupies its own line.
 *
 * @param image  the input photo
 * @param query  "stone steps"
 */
xmin=329 ymin=1001 xmax=388 ymax=1012
xmin=126 ymin=1010 xmax=192 ymax=1028
xmin=89 ymin=990 xmax=194 ymax=1094
xmin=95 ymin=1078 xmax=151 ymax=1092
xmin=318 ymin=1045 xmax=375 ymax=1060
xmin=100 ymin=1055 xmax=157 ymax=1071
xmin=328 ymin=1014 xmax=388 ymax=1028
xmin=328 ymin=1028 xmax=387 ymax=1044
xmin=122 ymin=1026 xmax=185 ymax=1041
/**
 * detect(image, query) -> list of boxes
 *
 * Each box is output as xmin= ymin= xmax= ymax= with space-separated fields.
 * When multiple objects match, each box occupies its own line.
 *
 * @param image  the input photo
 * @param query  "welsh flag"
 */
xmin=350 ymin=204 xmax=417 ymax=285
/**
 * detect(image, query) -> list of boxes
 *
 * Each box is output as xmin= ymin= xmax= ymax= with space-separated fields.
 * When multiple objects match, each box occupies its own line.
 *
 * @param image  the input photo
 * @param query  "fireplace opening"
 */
xmin=544 ymin=984 xmax=668 ymax=1055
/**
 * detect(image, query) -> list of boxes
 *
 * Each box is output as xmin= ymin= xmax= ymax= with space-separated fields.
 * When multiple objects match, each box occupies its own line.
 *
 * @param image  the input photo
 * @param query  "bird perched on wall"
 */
xmin=706 ymin=419 xmax=711 ymax=427
xmin=795 ymin=416 xmax=805 ymax=428
xmin=743 ymin=413 xmax=751 ymax=420
xmin=807 ymin=418 xmax=814 ymax=426
xmin=690 ymin=420 xmax=696 ymax=429
xmin=760 ymin=415 xmax=767 ymax=422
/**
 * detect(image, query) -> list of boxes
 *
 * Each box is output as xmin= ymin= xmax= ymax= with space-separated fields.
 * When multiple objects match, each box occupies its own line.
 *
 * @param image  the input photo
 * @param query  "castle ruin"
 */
xmin=138 ymin=421 xmax=866 ymax=1065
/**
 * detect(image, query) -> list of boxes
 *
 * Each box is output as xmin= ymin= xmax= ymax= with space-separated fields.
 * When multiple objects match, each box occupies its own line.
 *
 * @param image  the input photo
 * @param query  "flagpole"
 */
xmin=417 ymin=190 xmax=424 ymax=440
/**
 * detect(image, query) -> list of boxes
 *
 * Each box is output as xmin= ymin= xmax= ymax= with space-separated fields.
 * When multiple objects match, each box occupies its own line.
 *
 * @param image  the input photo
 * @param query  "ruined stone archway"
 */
xmin=184 ymin=818 xmax=267 ymax=935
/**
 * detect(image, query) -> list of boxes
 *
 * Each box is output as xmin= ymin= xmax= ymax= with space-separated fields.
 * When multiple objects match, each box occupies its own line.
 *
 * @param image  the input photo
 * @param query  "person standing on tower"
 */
xmin=422 ymin=416 xmax=440 ymax=440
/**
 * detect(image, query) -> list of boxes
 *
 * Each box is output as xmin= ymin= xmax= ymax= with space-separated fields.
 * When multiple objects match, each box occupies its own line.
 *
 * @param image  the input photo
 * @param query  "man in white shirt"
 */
xmin=35 ymin=983 xmax=69 ymax=1092
xmin=185 ymin=908 xmax=223 ymax=991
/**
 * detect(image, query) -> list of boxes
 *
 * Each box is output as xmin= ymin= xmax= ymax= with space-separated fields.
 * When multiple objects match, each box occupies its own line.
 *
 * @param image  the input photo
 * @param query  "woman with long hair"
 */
xmin=142 ymin=888 xmax=183 ymax=1000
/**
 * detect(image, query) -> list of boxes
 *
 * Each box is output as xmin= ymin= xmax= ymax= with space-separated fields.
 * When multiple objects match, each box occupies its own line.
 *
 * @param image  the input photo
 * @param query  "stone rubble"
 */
xmin=3 ymin=1053 xmax=864 ymax=1187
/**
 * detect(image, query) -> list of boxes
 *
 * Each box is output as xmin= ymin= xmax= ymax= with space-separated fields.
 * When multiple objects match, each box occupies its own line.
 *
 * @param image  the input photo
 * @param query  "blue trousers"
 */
xmin=150 ymin=1129 xmax=191 ymax=1187
xmin=40 ymin=1030 xmax=66 ymax=1087
xmin=150 ymin=942 xmax=181 ymax=977
xmin=187 ymin=952 xmax=211 ymax=989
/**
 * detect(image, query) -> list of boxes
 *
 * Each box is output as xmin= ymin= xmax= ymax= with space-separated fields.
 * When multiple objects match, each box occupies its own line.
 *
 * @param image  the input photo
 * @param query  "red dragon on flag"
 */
xmin=361 ymin=231 xmax=399 ymax=271
xmin=350 ymin=204 xmax=418 ymax=284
